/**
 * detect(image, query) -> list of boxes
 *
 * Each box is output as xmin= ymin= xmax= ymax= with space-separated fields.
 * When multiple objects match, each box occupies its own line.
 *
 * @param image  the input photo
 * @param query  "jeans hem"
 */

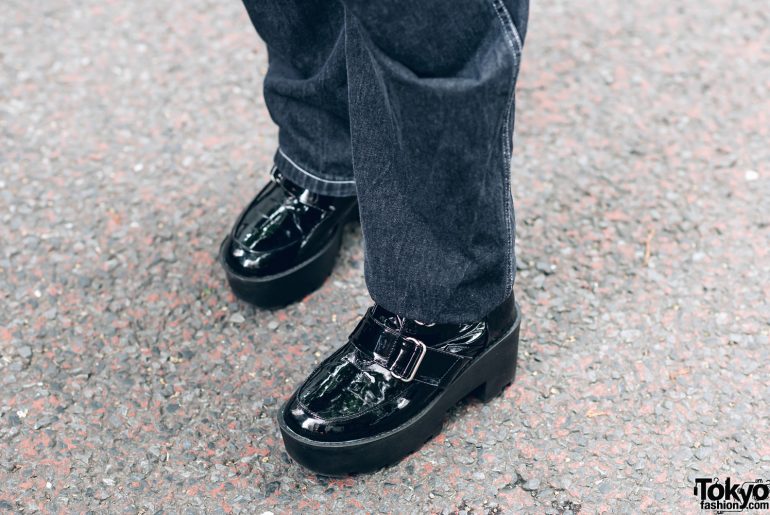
xmin=275 ymin=148 xmax=357 ymax=197
xmin=367 ymin=282 xmax=515 ymax=325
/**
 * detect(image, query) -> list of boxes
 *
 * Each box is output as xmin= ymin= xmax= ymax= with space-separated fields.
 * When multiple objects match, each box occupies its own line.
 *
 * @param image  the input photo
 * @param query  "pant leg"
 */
xmin=342 ymin=0 xmax=529 ymax=323
xmin=241 ymin=0 xmax=356 ymax=196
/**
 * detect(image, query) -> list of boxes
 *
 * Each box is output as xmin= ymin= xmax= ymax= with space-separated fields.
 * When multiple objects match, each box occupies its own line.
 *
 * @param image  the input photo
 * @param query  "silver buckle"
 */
xmin=391 ymin=337 xmax=427 ymax=383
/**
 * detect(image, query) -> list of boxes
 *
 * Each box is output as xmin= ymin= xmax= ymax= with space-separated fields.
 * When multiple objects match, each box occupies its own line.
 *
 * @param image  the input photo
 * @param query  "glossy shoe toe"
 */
xmin=219 ymin=167 xmax=358 ymax=307
xmin=282 ymin=351 xmax=422 ymax=443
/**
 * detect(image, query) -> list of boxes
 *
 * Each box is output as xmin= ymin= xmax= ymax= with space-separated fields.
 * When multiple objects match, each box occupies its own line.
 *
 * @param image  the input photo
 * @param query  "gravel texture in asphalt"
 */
xmin=1 ymin=0 xmax=769 ymax=512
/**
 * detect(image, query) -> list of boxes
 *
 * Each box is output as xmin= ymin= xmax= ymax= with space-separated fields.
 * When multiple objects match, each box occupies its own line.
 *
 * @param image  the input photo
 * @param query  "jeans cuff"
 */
xmin=274 ymin=148 xmax=357 ymax=197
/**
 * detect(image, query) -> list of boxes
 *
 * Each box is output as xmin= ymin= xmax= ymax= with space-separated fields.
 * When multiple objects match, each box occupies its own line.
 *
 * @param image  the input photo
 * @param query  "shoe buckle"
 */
xmin=391 ymin=337 xmax=427 ymax=383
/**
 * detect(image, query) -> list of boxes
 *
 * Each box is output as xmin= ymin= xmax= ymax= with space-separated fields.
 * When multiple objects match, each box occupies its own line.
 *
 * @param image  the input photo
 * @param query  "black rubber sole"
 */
xmin=219 ymin=206 xmax=359 ymax=308
xmin=278 ymin=306 xmax=522 ymax=476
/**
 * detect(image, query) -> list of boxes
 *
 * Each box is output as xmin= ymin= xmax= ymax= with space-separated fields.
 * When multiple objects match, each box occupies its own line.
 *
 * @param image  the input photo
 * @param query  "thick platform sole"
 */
xmin=219 ymin=206 xmax=359 ymax=308
xmin=278 ymin=305 xmax=521 ymax=476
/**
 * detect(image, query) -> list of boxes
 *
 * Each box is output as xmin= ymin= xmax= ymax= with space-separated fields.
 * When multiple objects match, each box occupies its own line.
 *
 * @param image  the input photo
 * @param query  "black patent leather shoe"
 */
xmin=219 ymin=167 xmax=358 ymax=307
xmin=278 ymin=292 xmax=521 ymax=475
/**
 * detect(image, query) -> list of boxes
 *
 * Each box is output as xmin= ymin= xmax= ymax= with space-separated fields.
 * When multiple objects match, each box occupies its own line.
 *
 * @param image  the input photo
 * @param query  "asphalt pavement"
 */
xmin=1 ymin=0 xmax=769 ymax=512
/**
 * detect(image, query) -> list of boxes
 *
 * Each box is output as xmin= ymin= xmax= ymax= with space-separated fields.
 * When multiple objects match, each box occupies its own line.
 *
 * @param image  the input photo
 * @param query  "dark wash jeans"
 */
xmin=241 ymin=0 xmax=529 ymax=323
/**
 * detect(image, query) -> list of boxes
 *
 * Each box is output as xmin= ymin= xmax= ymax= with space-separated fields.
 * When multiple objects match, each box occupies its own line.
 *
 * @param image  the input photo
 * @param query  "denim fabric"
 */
xmin=241 ymin=0 xmax=529 ymax=323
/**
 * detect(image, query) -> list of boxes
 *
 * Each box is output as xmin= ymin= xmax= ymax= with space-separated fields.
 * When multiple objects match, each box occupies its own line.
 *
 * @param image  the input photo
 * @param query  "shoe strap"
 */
xmin=349 ymin=310 xmax=470 ymax=387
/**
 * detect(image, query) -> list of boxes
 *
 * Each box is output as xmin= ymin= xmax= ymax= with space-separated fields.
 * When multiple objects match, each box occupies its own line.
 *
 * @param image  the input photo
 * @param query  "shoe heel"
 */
xmin=473 ymin=323 xmax=520 ymax=402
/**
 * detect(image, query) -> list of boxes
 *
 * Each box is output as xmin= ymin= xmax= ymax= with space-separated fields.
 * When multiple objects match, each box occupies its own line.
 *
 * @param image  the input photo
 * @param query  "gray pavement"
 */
xmin=1 ymin=0 xmax=769 ymax=512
